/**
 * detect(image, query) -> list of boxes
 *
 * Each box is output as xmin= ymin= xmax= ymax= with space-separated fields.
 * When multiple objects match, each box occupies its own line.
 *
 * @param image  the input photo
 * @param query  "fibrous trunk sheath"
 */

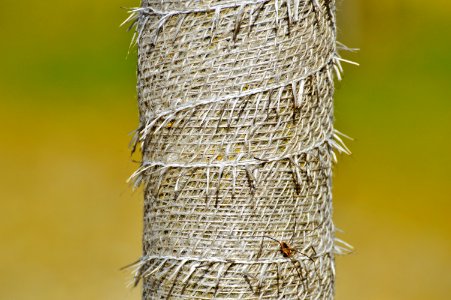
xmin=131 ymin=0 xmax=345 ymax=298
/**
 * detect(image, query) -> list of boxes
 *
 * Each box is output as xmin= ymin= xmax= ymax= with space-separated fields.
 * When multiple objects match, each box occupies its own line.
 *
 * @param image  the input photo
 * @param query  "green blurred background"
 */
xmin=1 ymin=0 xmax=450 ymax=299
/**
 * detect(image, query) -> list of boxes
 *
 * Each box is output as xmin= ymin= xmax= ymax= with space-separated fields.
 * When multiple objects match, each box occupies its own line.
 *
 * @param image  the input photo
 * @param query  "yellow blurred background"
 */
xmin=0 ymin=0 xmax=450 ymax=299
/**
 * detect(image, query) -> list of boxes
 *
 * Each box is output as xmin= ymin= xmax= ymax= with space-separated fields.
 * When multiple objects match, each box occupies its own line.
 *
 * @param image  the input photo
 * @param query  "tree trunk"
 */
xmin=129 ymin=0 xmax=348 ymax=298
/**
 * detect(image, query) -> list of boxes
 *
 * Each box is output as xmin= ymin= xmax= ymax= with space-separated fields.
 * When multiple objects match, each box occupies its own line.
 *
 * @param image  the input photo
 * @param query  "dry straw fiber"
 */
xmin=127 ymin=0 xmax=351 ymax=298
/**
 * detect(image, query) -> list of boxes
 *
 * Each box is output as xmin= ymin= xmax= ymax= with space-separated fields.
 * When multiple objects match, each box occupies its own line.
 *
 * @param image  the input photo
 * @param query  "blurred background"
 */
xmin=0 ymin=0 xmax=450 ymax=299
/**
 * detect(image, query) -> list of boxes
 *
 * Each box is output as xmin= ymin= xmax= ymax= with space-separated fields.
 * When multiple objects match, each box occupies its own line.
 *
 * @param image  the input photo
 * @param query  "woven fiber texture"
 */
xmin=127 ymin=0 xmax=351 ymax=298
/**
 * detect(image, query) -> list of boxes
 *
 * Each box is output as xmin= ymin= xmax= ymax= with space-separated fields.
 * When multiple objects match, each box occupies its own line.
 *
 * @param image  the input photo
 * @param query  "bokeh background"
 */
xmin=1 ymin=0 xmax=450 ymax=299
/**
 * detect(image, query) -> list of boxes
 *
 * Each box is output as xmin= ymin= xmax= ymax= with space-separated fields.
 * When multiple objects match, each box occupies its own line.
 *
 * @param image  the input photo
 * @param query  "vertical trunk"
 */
xmin=129 ymin=0 xmax=348 ymax=298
